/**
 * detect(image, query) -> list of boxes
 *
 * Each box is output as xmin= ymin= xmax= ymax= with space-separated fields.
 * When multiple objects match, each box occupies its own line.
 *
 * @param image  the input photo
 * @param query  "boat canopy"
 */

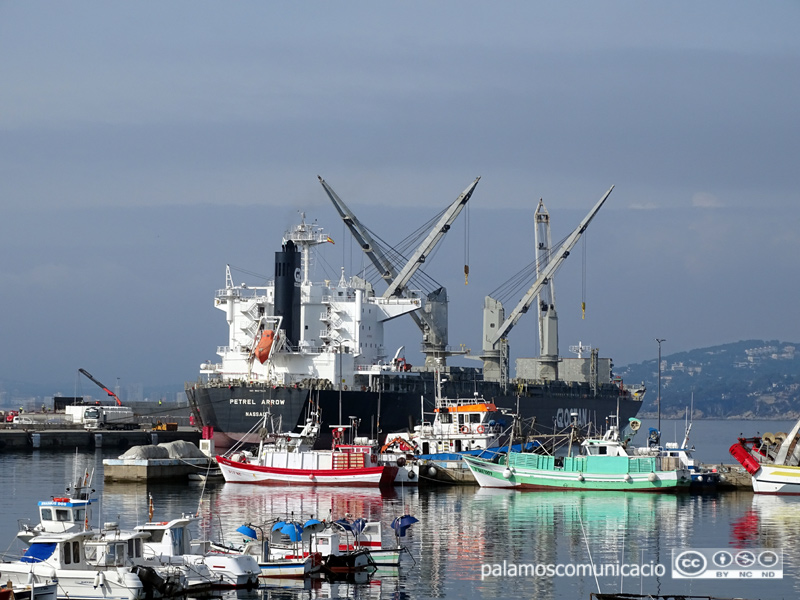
xmin=21 ymin=542 xmax=57 ymax=563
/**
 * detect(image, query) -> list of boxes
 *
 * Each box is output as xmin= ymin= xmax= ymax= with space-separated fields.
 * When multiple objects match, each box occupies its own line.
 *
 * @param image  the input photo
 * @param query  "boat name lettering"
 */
xmin=246 ymin=411 xmax=284 ymax=417
xmin=554 ymin=408 xmax=590 ymax=429
xmin=230 ymin=398 xmax=285 ymax=406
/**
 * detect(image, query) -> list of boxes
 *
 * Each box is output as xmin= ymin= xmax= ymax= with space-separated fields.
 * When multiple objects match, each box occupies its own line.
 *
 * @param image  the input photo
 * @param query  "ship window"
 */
xmin=598 ymin=446 xmax=607 ymax=455
xmin=73 ymin=541 xmax=81 ymax=563
xmin=75 ymin=509 xmax=85 ymax=522
xmin=64 ymin=541 xmax=72 ymax=564
xmin=440 ymin=414 xmax=451 ymax=424
xmin=56 ymin=509 xmax=70 ymax=522
xmin=41 ymin=508 xmax=53 ymax=521
xmin=470 ymin=414 xmax=480 ymax=423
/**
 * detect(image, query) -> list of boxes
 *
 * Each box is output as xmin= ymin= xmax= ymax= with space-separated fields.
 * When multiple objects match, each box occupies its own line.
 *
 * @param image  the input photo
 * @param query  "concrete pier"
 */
xmin=0 ymin=426 xmax=201 ymax=451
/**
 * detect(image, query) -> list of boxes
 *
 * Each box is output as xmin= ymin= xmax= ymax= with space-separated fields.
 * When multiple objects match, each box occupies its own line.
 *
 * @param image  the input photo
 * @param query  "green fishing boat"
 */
xmin=463 ymin=417 xmax=691 ymax=492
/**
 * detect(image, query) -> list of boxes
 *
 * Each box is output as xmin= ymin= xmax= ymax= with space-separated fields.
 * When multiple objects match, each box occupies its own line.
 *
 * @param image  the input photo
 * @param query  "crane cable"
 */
xmin=581 ymin=232 xmax=587 ymax=319
xmin=464 ymin=202 xmax=470 ymax=284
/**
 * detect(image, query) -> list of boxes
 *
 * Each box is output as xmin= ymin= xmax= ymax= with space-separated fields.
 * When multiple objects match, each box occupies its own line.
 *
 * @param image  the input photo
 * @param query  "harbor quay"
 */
xmin=0 ymin=425 xmax=200 ymax=451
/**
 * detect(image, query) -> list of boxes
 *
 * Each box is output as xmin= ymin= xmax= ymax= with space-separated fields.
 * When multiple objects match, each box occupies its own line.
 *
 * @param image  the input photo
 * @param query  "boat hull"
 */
xmin=216 ymin=455 xmax=397 ymax=487
xmin=1 ymin=567 xmax=147 ymax=600
xmin=187 ymin=379 xmax=642 ymax=449
xmin=751 ymin=464 xmax=800 ymax=494
xmin=463 ymin=455 xmax=691 ymax=492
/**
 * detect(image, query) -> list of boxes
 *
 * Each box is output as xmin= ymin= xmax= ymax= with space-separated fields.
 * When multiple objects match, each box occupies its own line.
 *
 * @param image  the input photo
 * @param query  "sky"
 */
xmin=1 ymin=2 xmax=799 ymax=393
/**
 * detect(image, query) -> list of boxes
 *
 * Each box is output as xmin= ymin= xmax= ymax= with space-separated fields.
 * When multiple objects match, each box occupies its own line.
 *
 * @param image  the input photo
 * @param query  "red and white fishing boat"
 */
xmin=216 ymin=409 xmax=397 ymax=487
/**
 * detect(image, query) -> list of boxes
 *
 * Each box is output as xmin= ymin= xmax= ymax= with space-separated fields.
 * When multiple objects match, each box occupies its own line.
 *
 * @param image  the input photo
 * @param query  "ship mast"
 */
xmin=481 ymin=186 xmax=614 ymax=388
xmin=535 ymin=199 xmax=559 ymax=379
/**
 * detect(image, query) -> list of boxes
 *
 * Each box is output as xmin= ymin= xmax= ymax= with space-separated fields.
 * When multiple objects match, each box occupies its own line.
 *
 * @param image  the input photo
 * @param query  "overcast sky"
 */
xmin=2 ymin=2 xmax=799 ymax=392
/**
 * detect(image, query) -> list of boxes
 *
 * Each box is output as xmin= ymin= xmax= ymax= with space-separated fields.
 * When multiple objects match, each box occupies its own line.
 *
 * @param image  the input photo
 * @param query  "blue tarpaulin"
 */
xmin=21 ymin=542 xmax=56 ymax=563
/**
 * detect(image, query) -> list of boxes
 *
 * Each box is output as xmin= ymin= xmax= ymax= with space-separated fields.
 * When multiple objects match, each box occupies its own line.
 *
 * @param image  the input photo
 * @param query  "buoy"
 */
xmin=93 ymin=572 xmax=105 ymax=588
xmin=408 ymin=471 xmax=416 ymax=479
xmin=503 ymin=468 xmax=513 ymax=479
xmin=577 ymin=473 xmax=584 ymax=482
xmin=308 ymin=473 xmax=315 ymax=481
xmin=648 ymin=472 xmax=658 ymax=482
xmin=427 ymin=466 xmax=437 ymax=477
xmin=624 ymin=473 xmax=632 ymax=482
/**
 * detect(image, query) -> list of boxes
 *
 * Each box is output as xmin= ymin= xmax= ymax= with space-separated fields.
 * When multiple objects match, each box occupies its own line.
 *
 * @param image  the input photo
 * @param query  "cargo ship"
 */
xmin=186 ymin=180 xmax=644 ymax=448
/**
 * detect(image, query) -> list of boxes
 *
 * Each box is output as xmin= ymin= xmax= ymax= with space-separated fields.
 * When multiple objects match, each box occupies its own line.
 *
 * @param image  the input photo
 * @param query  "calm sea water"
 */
xmin=2 ymin=419 xmax=798 ymax=600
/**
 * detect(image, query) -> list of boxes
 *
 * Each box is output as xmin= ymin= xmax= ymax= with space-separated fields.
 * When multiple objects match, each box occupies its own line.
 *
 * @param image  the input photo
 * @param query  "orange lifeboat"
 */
xmin=255 ymin=330 xmax=275 ymax=364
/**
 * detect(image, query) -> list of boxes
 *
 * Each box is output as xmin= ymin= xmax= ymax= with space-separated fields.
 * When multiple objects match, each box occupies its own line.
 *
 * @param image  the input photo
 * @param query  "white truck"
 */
xmin=65 ymin=404 xmax=139 ymax=430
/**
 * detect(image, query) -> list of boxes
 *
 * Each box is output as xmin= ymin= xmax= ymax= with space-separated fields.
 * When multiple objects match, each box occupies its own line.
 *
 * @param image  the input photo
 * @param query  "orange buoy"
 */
xmin=255 ymin=330 xmax=275 ymax=364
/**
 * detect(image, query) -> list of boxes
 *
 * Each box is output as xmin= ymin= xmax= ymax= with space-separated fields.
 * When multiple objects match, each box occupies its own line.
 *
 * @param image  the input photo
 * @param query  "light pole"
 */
xmin=331 ymin=339 xmax=344 ymax=425
xmin=655 ymin=338 xmax=666 ymax=441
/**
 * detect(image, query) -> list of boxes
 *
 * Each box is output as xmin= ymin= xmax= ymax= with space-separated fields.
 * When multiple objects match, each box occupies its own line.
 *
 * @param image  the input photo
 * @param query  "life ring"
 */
xmin=460 ymin=425 xmax=469 ymax=434
xmin=477 ymin=425 xmax=485 ymax=434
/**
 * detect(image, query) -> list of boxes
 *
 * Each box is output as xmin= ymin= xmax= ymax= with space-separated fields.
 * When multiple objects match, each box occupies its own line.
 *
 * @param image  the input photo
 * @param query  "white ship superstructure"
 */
xmin=201 ymin=217 xmax=421 ymax=390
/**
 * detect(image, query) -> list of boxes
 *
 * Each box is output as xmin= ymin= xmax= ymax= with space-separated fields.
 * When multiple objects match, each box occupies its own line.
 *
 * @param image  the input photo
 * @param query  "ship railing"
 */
xmin=215 ymin=286 xmax=270 ymax=299
xmin=371 ymin=296 xmax=422 ymax=307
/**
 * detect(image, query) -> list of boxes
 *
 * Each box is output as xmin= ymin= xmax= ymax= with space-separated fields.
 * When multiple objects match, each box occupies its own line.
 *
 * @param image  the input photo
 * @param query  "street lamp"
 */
xmin=330 ymin=339 xmax=344 ymax=425
xmin=655 ymin=338 xmax=666 ymax=442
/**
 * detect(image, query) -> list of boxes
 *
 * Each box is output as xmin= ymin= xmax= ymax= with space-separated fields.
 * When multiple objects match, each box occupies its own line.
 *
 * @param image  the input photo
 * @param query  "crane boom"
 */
xmin=383 ymin=177 xmax=480 ymax=298
xmin=486 ymin=185 xmax=614 ymax=347
xmin=317 ymin=176 xmax=399 ymax=285
xmin=78 ymin=368 xmax=122 ymax=406
xmin=318 ymin=175 xmax=480 ymax=366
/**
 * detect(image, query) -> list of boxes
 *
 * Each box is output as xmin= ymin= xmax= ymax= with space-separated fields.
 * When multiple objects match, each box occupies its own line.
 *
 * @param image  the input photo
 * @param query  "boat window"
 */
xmin=128 ymin=538 xmax=141 ymax=558
xmin=64 ymin=541 xmax=72 ymax=564
xmin=73 ymin=541 xmax=81 ymax=563
xmin=172 ymin=528 xmax=185 ymax=555
xmin=147 ymin=529 xmax=165 ymax=543
xmin=84 ymin=544 xmax=98 ymax=563
xmin=56 ymin=509 xmax=70 ymax=522
xmin=40 ymin=508 xmax=53 ymax=521
xmin=75 ymin=508 xmax=85 ymax=523
xmin=470 ymin=414 xmax=480 ymax=423
xmin=598 ymin=446 xmax=607 ymax=455
xmin=440 ymin=413 xmax=451 ymax=424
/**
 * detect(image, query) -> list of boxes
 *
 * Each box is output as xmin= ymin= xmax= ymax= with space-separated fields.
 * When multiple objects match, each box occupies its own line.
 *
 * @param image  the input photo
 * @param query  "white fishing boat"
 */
xmin=0 ymin=581 xmax=58 ymax=600
xmin=334 ymin=515 xmax=418 ymax=567
xmin=378 ymin=366 xmax=511 ymax=484
xmin=135 ymin=504 xmax=260 ymax=590
xmin=216 ymin=409 xmax=397 ymax=487
xmin=1 ymin=528 xmax=184 ymax=600
xmin=208 ymin=522 xmax=320 ymax=579
xmin=730 ymin=417 xmax=800 ymax=494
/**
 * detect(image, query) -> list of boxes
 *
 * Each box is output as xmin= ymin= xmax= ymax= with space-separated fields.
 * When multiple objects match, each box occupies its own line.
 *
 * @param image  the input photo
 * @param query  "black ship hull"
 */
xmin=186 ymin=371 xmax=643 ymax=448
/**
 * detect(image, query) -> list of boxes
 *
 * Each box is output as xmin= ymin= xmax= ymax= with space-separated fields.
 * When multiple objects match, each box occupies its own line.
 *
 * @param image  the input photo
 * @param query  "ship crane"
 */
xmin=318 ymin=176 xmax=480 ymax=367
xmin=481 ymin=185 xmax=614 ymax=389
xmin=78 ymin=368 xmax=122 ymax=406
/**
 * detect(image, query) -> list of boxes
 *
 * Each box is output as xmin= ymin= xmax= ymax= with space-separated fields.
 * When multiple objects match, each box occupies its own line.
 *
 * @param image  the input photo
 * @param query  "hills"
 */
xmin=616 ymin=339 xmax=800 ymax=420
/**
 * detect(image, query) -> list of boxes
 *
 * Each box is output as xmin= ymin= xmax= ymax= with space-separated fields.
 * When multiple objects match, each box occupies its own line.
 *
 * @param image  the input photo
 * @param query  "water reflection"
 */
xmin=4 ymin=450 xmax=800 ymax=599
